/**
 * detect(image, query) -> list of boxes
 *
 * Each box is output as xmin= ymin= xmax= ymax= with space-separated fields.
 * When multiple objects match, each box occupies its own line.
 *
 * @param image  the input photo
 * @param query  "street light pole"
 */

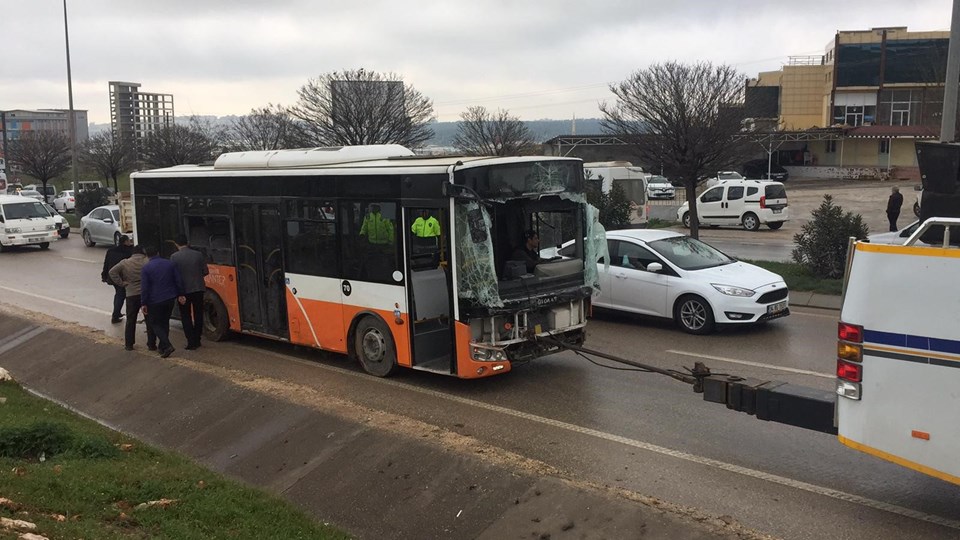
xmin=63 ymin=0 xmax=79 ymax=194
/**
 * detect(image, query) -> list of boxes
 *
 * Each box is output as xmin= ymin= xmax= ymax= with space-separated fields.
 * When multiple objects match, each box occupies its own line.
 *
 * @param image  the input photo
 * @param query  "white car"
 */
xmin=80 ymin=205 xmax=123 ymax=247
xmin=561 ymin=229 xmax=789 ymax=334
xmin=645 ymin=175 xmax=675 ymax=199
xmin=53 ymin=190 xmax=76 ymax=213
xmin=17 ymin=189 xmax=44 ymax=202
xmin=704 ymin=171 xmax=745 ymax=188
xmin=677 ymin=179 xmax=789 ymax=231
xmin=42 ymin=203 xmax=70 ymax=239
xmin=866 ymin=220 xmax=932 ymax=246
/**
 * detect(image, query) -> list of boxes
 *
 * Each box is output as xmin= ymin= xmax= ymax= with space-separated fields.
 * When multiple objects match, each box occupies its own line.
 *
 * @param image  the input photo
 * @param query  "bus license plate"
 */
xmin=768 ymin=301 xmax=787 ymax=314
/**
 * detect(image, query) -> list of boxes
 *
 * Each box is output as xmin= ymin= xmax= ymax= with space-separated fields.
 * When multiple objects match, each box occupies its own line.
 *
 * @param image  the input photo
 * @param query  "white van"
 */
xmin=677 ymin=179 xmax=789 ymax=231
xmin=583 ymin=161 xmax=648 ymax=225
xmin=0 ymin=194 xmax=60 ymax=251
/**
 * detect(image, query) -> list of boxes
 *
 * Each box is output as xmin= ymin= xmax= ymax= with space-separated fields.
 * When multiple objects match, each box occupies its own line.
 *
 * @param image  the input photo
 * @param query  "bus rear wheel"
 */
xmin=354 ymin=316 xmax=398 ymax=377
xmin=203 ymin=291 xmax=231 ymax=342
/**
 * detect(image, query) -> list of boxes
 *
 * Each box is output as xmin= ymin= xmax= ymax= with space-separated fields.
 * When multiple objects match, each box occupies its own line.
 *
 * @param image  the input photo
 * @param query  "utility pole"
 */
xmin=63 ymin=0 xmax=79 ymax=194
xmin=941 ymin=0 xmax=960 ymax=143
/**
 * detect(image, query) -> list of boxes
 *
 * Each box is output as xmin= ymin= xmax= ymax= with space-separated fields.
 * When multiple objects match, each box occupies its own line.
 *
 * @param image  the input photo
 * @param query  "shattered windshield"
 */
xmin=455 ymin=161 xmax=582 ymax=198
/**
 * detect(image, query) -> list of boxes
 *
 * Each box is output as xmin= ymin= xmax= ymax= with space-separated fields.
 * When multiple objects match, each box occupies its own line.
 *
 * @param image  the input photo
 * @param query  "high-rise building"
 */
xmin=108 ymin=81 xmax=174 ymax=143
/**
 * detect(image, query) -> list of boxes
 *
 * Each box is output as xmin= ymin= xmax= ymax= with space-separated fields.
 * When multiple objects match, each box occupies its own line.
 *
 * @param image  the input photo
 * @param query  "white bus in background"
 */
xmin=583 ymin=161 xmax=648 ymax=226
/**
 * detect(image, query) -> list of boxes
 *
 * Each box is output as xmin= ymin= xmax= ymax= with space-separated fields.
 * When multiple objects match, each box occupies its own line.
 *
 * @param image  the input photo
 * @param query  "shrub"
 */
xmin=792 ymin=195 xmax=869 ymax=279
xmin=75 ymin=187 xmax=111 ymax=217
xmin=0 ymin=421 xmax=72 ymax=460
xmin=585 ymin=174 xmax=633 ymax=229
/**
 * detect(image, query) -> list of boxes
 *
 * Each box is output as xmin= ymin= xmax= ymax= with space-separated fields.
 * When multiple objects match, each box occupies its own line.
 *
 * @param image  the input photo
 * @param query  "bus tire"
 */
xmin=203 ymin=291 xmax=231 ymax=342
xmin=354 ymin=316 xmax=398 ymax=377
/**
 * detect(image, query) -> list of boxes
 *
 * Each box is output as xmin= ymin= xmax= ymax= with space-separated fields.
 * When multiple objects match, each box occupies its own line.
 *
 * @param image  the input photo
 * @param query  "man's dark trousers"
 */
xmin=178 ymin=291 xmax=204 ymax=348
xmin=111 ymin=285 xmax=125 ymax=321
xmin=888 ymin=211 xmax=900 ymax=232
xmin=125 ymin=295 xmax=156 ymax=349
xmin=147 ymin=298 xmax=176 ymax=353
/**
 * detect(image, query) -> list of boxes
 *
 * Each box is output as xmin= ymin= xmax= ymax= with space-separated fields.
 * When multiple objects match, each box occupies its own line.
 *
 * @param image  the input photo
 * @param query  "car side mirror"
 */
xmin=646 ymin=262 xmax=663 ymax=273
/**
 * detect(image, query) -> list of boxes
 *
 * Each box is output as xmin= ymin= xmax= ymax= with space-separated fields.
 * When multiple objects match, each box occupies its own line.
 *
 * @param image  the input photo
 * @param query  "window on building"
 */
xmin=879 ymin=89 xmax=922 ymax=126
xmin=879 ymin=139 xmax=890 ymax=154
xmin=825 ymin=140 xmax=837 ymax=154
xmin=833 ymin=105 xmax=877 ymax=127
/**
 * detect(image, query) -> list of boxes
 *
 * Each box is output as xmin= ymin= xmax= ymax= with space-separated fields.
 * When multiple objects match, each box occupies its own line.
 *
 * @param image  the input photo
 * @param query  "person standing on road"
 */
xmin=109 ymin=245 xmax=156 ymax=351
xmin=102 ymin=235 xmax=133 ymax=324
xmin=170 ymin=234 xmax=209 ymax=350
xmin=887 ymin=186 xmax=904 ymax=232
xmin=140 ymin=246 xmax=185 ymax=358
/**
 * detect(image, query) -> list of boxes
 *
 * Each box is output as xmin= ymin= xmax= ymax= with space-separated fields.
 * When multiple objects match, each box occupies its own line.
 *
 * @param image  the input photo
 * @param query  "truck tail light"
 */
xmin=837 ymin=359 xmax=862 ymax=382
xmin=837 ymin=342 xmax=862 ymax=363
xmin=838 ymin=322 xmax=863 ymax=343
xmin=760 ymin=196 xmax=766 ymax=209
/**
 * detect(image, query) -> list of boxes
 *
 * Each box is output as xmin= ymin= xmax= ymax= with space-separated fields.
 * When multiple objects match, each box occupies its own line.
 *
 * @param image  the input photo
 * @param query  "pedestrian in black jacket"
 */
xmin=170 ymin=234 xmax=209 ymax=349
xmin=887 ymin=186 xmax=904 ymax=232
xmin=102 ymin=235 xmax=133 ymax=323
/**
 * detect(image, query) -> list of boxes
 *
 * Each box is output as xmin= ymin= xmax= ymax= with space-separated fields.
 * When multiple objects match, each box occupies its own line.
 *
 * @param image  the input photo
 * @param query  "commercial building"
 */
xmin=0 ymin=109 xmax=89 ymax=143
xmin=109 ymin=81 xmax=174 ymax=143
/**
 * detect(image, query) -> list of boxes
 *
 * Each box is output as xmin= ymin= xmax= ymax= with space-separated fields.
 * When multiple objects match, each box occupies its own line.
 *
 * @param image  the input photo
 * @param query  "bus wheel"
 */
xmin=203 ymin=291 xmax=231 ymax=342
xmin=354 ymin=317 xmax=398 ymax=377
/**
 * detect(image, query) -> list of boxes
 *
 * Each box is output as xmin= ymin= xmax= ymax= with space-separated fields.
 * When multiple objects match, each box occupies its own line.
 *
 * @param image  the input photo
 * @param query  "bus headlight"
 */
xmin=471 ymin=345 xmax=506 ymax=362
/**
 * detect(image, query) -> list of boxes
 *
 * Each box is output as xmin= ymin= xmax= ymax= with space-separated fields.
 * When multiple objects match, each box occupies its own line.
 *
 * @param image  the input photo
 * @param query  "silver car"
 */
xmin=80 ymin=204 xmax=122 ymax=247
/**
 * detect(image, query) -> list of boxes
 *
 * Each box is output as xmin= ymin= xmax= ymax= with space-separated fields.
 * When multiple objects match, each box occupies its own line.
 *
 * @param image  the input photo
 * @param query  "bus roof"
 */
xmin=131 ymin=147 xmax=583 ymax=178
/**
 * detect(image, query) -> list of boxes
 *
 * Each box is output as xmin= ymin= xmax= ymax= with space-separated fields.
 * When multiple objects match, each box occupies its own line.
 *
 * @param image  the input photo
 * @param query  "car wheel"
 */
xmin=674 ymin=295 xmax=715 ymax=335
xmin=59 ymin=230 xmax=69 ymax=239
xmin=913 ymin=201 xmax=921 ymax=218
xmin=354 ymin=316 xmax=399 ymax=377
xmin=82 ymin=229 xmax=96 ymax=247
xmin=767 ymin=221 xmax=784 ymax=230
xmin=0 ymin=244 xmax=8 ymax=253
xmin=681 ymin=212 xmax=690 ymax=228
xmin=39 ymin=242 xmax=50 ymax=250
xmin=742 ymin=213 xmax=761 ymax=231
xmin=113 ymin=232 xmax=122 ymax=246
xmin=203 ymin=291 xmax=231 ymax=342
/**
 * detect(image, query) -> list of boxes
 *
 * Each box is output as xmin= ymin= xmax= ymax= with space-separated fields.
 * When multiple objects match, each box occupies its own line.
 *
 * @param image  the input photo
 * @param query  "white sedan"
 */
xmin=561 ymin=229 xmax=789 ymax=334
xmin=80 ymin=204 xmax=123 ymax=247
xmin=53 ymin=190 xmax=76 ymax=212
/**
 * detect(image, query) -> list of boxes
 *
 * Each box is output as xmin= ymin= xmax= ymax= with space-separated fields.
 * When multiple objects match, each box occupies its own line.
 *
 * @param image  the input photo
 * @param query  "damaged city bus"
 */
xmin=129 ymin=145 xmax=604 ymax=378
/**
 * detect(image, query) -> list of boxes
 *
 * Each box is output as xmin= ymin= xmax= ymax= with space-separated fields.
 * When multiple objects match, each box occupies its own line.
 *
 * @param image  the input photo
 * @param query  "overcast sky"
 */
xmin=2 ymin=0 xmax=953 ymax=125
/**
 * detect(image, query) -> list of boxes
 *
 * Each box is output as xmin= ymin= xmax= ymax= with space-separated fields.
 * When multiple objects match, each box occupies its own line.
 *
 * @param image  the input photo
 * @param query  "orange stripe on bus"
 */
xmin=205 ymin=265 xmax=240 ymax=332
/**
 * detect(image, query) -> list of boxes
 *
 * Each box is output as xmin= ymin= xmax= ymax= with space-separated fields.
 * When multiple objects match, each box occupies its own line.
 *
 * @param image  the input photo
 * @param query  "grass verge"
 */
xmin=0 ymin=380 xmax=349 ymax=540
xmin=744 ymin=259 xmax=843 ymax=296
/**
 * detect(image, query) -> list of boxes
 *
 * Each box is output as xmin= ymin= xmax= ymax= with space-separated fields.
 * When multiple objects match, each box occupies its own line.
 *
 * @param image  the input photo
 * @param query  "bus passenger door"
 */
xmin=234 ymin=203 xmax=288 ymax=338
xmin=406 ymin=206 xmax=453 ymax=373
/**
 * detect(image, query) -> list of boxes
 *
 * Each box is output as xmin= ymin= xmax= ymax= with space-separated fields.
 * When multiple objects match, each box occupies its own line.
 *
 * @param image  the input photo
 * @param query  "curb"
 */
xmin=793 ymin=292 xmax=842 ymax=311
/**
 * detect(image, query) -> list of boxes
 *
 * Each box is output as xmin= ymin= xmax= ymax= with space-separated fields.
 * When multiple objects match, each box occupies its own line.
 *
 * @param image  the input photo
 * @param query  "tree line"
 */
xmin=9 ymin=63 xmax=759 ymax=237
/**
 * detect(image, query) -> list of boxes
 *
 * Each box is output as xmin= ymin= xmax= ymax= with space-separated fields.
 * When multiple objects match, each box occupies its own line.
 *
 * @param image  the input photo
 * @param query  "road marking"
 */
xmin=5 ymin=301 xmax=955 ymax=530
xmin=0 ymin=326 xmax=47 ymax=356
xmin=62 ymin=256 xmax=98 ymax=264
xmin=0 ymin=286 xmax=112 ymax=316
xmin=246 ymin=347 xmax=959 ymax=531
xmin=667 ymin=349 xmax=833 ymax=379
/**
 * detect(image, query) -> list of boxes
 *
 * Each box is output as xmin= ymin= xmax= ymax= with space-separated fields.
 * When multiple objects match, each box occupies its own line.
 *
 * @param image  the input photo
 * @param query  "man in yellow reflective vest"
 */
xmin=411 ymin=210 xmax=441 ymax=238
xmin=360 ymin=204 xmax=395 ymax=245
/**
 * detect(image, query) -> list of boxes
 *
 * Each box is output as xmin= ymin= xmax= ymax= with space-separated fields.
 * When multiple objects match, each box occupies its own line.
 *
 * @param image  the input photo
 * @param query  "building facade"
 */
xmin=109 ymin=81 xmax=175 ymax=143
xmin=1 ymin=109 xmax=89 ymax=142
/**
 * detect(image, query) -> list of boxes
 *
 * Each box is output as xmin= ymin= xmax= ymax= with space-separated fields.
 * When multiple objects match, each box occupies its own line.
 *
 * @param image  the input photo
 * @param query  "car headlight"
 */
xmin=711 ymin=284 xmax=756 ymax=297
xmin=46 ymin=224 xmax=56 ymax=231
xmin=5 ymin=227 xmax=21 ymax=233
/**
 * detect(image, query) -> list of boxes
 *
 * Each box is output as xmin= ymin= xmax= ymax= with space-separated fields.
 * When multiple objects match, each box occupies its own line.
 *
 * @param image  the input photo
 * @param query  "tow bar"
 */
xmin=538 ymin=336 xmax=837 ymax=435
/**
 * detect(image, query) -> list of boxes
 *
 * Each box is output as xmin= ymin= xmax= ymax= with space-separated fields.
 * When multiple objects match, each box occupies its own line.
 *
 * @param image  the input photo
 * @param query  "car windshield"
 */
xmin=3 ymin=201 xmax=50 ymax=219
xmin=649 ymin=176 xmax=669 ymax=184
xmin=647 ymin=236 xmax=734 ymax=270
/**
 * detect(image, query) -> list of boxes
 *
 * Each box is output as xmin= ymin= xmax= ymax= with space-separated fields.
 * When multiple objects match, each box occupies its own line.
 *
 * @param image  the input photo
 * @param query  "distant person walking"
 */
xmin=170 ymin=234 xmax=209 ymax=350
xmin=140 ymin=246 xmax=185 ymax=358
xmin=109 ymin=245 xmax=156 ymax=351
xmin=102 ymin=235 xmax=133 ymax=324
xmin=887 ymin=186 xmax=904 ymax=232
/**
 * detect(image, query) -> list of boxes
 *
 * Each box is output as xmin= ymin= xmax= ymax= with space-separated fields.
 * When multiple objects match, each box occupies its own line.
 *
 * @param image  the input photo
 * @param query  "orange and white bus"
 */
xmin=130 ymin=145 xmax=600 ymax=378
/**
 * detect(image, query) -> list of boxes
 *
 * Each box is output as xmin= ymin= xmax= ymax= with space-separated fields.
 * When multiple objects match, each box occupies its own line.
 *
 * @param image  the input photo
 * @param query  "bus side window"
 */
xmin=341 ymin=201 xmax=400 ymax=284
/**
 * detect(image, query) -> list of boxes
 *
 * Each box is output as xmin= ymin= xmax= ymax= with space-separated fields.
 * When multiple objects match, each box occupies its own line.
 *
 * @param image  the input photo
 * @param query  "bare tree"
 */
xmin=229 ymin=103 xmax=311 ymax=151
xmin=9 ymin=131 xmax=71 ymax=200
xmin=80 ymin=132 xmax=135 ymax=192
xmin=140 ymin=119 xmax=222 ymax=168
xmin=601 ymin=62 xmax=752 ymax=238
xmin=291 ymin=69 xmax=434 ymax=148
xmin=452 ymin=106 xmax=537 ymax=156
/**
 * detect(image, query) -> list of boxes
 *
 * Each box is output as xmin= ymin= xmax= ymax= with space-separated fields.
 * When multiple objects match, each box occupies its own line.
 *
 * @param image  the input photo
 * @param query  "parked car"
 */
xmin=558 ymin=229 xmax=789 ymax=334
xmin=42 ymin=203 xmax=70 ymax=239
xmin=53 ymin=190 xmax=76 ymax=212
xmin=866 ymin=220 xmax=933 ymax=246
xmin=645 ymin=175 xmax=675 ymax=199
xmin=0 ymin=194 xmax=60 ymax=252
xmin=80 ymin=204 xmax=122 ymax=247
xmin=23 ymin=184 xmax=56 ymax=202
xmin=17 ymin=189 xmax=44 ymax=202
xmin=742 ymin=159 xmax=789 ymax=181
xmin=704 ymin=171 xmax=745 ymax=188
xmin=677 ymin=179 xmax=789 ymax=231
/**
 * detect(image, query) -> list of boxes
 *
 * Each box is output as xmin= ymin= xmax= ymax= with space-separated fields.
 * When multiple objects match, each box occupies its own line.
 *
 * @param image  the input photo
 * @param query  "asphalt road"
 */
xmin=2 ymin=238 xmax=959 ymax=540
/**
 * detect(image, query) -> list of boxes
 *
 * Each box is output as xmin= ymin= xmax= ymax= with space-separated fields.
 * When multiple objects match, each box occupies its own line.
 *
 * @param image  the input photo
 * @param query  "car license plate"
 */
xmin=767 ymin=300 xmax=787 ymax=314
xmin=28 ymin=238 xmax=41 ymax=243
xmin=772 ymin=208 xmax=782 ymax=214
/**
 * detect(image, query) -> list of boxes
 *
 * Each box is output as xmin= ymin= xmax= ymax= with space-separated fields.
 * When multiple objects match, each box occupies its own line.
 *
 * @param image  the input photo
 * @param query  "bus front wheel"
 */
xmin=354 ymin=316 xmax=398 ymax=377
xmin=203 ymin=291 xmax=231 ymax=342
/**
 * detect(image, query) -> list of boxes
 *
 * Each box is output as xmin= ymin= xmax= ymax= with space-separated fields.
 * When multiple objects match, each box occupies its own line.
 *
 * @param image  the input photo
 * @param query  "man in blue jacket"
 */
xmin=140 ymin=245 xmax=185 ymax=358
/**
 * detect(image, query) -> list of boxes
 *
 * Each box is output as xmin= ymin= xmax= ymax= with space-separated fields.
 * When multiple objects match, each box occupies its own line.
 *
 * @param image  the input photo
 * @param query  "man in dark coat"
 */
xmin=101 ymin=235 xmax=132 ymax=323
xmin=170 ymin=234 xmax=209 ymax=350
xmin=140 ymin=245 xmax=185 ymax=358
xmin=887 ymin=186 xmax=904 ymax=232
